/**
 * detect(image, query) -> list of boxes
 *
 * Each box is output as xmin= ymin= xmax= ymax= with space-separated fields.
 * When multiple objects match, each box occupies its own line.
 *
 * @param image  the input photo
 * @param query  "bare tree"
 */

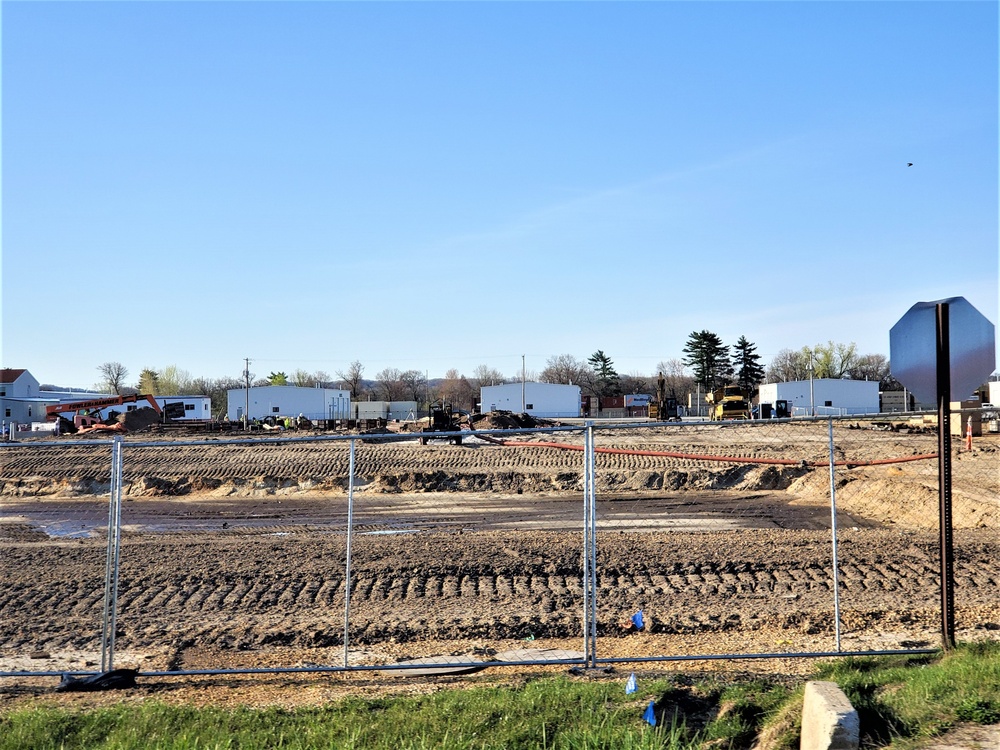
xmin=655 ymin=358 xmax=696 ymax=401
xmin=847 ymin=353 xmax=890 ymax=384
xmin=97 ymin=362 xmax=129 ymax=394
xmin=470 ymin=364 xmax=507 ymax=389
xmin=374 ymin=367 xmax=406 ymax=401
xmin=766 ymin=349 xmax=810 ymax=382
xmin=291 ymin=369 xmax=313 ymax=387
xmin=399 ymin=369 xmax=427 ymax=402
xmin=190 ymin=376 xmax=244 ymax=420
xmin=439 ymin=368 xmax=476 ymax=409
xmin=539 ymin=354 xmax=588 ymax=385
xmin=620 ymin=372 xmax=649 ymax=395
xmin=336 ymin=360 xmax=365 ymax=399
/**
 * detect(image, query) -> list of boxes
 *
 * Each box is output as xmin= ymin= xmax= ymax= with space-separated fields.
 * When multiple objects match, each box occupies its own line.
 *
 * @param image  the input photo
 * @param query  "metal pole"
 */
xmin=581 ymin=424 xmax=591 ymax=665
xmin=587 ymin=424 xmax=597 ymax=668
xmin=244 ymin=357 xmax=251 ymax=431
xmin=827 ymin=418 xmax=842 ymax=651
xmin=343 ymin=438 xmax=356 ymax=667
xmin=100 ymin=436 xmax=124 ymax=671
xmin=108 ymin=437 xmax=125 ymax=670
xmin=935 ymin=303 xmax=956 ymax=649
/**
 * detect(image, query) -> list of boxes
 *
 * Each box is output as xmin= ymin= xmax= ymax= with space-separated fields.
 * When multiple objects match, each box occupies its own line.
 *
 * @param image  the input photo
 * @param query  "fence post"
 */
xmin=827 ymin=419 xmax=843 ymax=651
xmin=100 ymin=436 xmax=125 ymax=672
xmin=343 ymin=438 xmax=356 ymax=668
xmin=583 ymin=421 xmax=598 ymax=667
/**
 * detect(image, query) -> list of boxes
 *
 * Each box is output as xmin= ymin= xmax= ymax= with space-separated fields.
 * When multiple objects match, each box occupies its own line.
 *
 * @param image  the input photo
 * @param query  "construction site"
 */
xmin=0 ymin=412 xmax=997 ymax=709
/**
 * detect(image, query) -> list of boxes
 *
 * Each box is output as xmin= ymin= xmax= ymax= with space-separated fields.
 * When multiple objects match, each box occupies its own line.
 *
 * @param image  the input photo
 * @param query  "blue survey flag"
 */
xmin=643 ymin=700 xmax=657 ymax=726
xmin=625 ymin=672 xmax=637 ymax=694
xmin=631 ymin=610 xmax=645 ymax=630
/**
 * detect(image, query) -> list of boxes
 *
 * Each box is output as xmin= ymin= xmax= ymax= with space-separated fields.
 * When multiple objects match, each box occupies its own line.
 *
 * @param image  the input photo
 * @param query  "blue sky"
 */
xmin=3 ymin=1 xmax=997 ymax=389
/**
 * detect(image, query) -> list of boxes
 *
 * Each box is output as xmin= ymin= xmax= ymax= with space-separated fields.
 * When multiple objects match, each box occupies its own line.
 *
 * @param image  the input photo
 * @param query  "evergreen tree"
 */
xmin=137 ymin=368 xmax=160 ymax=395
xmin=732 ymin=336 xmax=765 ymax=397
xmin=587 ymin=350 xmax=622 ymax=397
xmin=682 ymin=331 xmax=730 ymax=392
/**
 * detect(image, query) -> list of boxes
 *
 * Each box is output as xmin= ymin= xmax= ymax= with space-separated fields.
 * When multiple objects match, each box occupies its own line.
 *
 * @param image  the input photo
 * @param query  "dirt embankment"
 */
xmin=1 ymin=422 xmax=996 ymax=530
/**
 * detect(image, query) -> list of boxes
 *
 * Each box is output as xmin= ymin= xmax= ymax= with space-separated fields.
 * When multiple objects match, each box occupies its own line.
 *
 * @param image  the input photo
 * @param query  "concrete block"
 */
xmin=801 ymin=681 xmax=859 ymax=750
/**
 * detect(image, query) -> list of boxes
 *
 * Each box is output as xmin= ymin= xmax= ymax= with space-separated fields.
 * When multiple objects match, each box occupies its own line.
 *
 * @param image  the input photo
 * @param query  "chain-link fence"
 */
xmin=1 ymin=415 xmax=996 ymax=681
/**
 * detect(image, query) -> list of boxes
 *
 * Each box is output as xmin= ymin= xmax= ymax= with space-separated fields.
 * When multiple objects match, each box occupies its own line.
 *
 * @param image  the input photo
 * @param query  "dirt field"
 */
xmin=1 ymin=420 xmax=997 ymax=709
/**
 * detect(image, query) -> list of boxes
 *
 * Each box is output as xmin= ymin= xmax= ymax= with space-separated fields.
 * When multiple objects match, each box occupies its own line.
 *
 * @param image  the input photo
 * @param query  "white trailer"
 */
xmin=91 ymin=396 xmax=213 ymax=421
xmin=480 ymin=382 xmax=581 ymax=418
xmin=227 ymin=385 xmax=351 ymax=422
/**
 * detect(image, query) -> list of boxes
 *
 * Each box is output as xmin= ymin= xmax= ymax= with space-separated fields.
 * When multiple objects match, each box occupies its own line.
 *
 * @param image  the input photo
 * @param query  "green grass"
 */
xmin=812 ymin=640 xmax=1000 ymax=748
xmin=2 ymin=641 xmax=997 ymax=750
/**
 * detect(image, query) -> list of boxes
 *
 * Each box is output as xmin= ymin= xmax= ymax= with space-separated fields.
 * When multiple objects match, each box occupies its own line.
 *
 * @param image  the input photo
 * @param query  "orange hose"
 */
xmin=495 ymin=440 xmax=937 ymax=468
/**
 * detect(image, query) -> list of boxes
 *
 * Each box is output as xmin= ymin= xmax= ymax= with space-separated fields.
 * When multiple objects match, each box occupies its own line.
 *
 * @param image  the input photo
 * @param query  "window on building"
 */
xmin=185 ymin=404 xmax=194 ymax=411
xmin=28 ymin=407 xmax=32 ymax=417
xmin=4 ymin=408 xmax=9 ymax=417
xmin=272 ymin=406 xmax=280 ymax=413
xmin=824 ymin=401 xmax=832 ymax=407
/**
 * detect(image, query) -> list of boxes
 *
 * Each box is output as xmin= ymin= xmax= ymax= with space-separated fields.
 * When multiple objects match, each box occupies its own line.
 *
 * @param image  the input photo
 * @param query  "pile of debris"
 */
xmin=470 ymin=411 xmax=548 ymax=430
xmin=121 ymin=407 xmax=162 ymax=432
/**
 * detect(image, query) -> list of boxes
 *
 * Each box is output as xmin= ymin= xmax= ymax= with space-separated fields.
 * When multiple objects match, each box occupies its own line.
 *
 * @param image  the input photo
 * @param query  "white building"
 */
xmin=1 ymin=368 xmax=48 ymax=426
xmin=227 ymin=385 xmax=350 ymax=422
xmin=480 ymin=382 xmax=581 ymax=418
xmin=757 ymin=379 xmax=880 ymax=416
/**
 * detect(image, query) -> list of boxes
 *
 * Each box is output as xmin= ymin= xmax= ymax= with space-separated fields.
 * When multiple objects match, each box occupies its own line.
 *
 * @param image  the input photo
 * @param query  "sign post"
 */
xmin=890 ymin=296 xmax=996 ymax=650
xmin=933 ymin=303 xmax=954 ymax=649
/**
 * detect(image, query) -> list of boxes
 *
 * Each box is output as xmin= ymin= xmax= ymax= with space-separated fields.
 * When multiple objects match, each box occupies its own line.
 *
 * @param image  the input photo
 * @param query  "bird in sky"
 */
xmin=907 ymin=163 xmax=914 ymax=167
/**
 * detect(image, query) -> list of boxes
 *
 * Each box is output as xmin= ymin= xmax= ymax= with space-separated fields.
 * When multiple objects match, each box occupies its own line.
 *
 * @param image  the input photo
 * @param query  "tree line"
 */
xmin=88 ymin=332 xmax=898 ymax=417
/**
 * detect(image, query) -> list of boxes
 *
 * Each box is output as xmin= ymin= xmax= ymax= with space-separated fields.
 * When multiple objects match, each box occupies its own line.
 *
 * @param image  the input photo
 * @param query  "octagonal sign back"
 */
xmin=890 ymin=296 xmax=996 ymax=405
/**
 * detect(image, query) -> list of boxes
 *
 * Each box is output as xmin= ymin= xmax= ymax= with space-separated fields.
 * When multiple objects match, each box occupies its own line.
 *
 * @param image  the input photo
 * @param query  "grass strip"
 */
xmin=1 ymin=641 xmax=996 ymax=750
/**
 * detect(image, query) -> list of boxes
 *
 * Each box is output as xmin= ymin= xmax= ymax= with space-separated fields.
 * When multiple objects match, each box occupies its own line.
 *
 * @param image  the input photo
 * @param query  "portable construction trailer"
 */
xmin=480 ymin=382 xmax=581 ymax=418
xmin=227 ymin=385 xmax=351 ymax=422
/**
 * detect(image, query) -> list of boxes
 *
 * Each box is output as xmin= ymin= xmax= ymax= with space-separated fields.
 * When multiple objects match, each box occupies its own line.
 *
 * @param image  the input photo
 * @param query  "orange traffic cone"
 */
xmin=966 ymin=417 xmax=973 ymax=451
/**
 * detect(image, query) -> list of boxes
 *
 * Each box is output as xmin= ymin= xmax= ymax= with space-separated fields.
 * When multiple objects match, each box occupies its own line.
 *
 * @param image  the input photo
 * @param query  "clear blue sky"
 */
xmin=3 ymin=1 xmax=997 ymax=389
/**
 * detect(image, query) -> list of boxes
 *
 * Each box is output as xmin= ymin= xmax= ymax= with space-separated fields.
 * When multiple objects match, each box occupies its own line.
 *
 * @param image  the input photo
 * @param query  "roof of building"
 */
xmin=0 ymin=368 xmax=28 ymax=384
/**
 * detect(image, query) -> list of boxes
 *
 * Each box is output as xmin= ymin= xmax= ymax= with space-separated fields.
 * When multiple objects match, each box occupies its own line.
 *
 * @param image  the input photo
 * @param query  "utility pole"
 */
xmin=244 ymin=358 xmax=251 ymax=431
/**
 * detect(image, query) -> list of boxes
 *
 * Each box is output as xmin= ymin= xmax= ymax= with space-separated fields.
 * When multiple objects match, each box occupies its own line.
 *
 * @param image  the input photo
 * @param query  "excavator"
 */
xmin=648 ymin=372 xmax=682 ymax=421
xmin=45 ymin=394 xmax=162 ymax=430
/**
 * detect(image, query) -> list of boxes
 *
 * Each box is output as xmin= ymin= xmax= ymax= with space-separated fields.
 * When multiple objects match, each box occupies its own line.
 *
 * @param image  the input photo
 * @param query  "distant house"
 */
xmin=0 ymin=368 xmax=50 ymax=425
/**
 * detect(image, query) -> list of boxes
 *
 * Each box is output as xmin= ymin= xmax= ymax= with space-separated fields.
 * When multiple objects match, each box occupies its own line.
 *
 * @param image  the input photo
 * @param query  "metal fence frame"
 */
xmin=1 ymin=415 xmax=953 ymax=681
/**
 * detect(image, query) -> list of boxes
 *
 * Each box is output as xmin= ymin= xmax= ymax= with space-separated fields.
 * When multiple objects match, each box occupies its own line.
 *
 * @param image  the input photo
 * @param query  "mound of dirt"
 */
xmin=121 ymin=407 xmax=161 ymax=432
xmin=470 ymin=411 xmax=548 ymax=429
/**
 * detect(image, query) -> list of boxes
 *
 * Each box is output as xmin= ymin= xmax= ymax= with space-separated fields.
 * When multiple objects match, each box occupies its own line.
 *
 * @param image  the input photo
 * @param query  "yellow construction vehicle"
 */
xmin=706 ymin=385 xmax=751 ymax=421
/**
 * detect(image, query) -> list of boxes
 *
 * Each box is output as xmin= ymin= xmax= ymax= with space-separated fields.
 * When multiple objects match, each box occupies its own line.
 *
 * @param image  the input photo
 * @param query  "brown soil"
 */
xmin=1 ymin=421 xmax=997 ymax=711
